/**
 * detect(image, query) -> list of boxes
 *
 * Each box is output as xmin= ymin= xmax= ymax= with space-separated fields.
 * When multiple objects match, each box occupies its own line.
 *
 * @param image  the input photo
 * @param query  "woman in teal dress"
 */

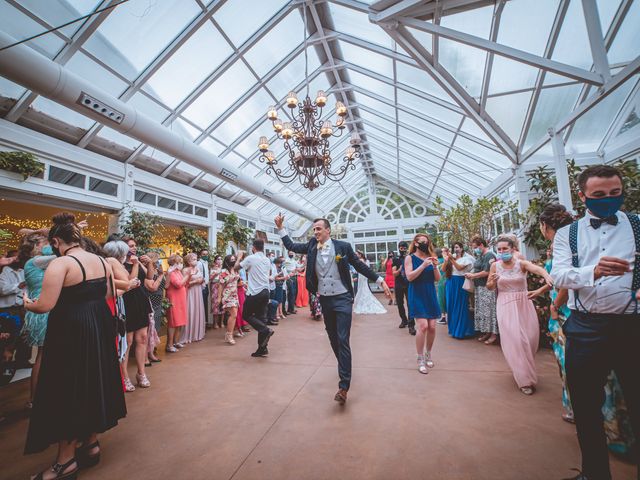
xmin=18 ymin=233 xmax=56 ymax=408
xmin=540 ymin=204 xmax=636 ymax=459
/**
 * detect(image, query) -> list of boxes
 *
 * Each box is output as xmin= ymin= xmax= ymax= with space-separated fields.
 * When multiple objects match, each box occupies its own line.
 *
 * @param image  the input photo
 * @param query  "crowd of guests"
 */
xmin=0 ymin=164 xmax=636 ymax=480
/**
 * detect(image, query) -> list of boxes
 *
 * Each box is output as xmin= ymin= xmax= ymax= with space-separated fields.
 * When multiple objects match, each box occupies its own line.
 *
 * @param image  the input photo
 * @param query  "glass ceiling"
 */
xmin=1 ymin=0 xmax=638 ymax=225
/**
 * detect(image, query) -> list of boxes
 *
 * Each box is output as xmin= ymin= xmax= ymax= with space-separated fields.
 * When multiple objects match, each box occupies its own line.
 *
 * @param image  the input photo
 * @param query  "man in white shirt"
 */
xmin=235 ymin=239 xmax=274 ymax=357
xmin=283 ymin=252 xmax=298 ymax=315
xmin=198 ymin=249 xmax=210 ymax=324
xmin=276 ymin=214 xmax=391 ymax=405
xmin=551 ymin=165 xmax=639 ymax=480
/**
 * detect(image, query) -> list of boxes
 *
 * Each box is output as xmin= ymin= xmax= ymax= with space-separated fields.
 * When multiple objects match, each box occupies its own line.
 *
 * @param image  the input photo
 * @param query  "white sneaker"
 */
xmin=225 ymin=332 xmax=236 ymax=345
xmin=425 ymin=352 xmax=434 ymax=368
xmin=417 ymin=356 xmax=428 ymax=374
xmin=234 ymin=331 xmax=244 ymax=337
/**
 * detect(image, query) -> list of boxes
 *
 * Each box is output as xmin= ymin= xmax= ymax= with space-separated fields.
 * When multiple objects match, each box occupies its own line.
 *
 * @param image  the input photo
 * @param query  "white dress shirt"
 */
xmin=552 ymin=210 xmax=636 ymax=314
xmin=240 ymin=251 xmax=271 ymax=296
xmin=198 ymin=258 xmax=209 ymax=287
xmin=283 ymin=256 xmax=298 ymax=274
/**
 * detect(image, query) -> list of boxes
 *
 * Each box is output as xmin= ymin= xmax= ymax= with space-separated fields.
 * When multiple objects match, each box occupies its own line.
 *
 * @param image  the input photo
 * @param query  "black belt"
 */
xmin=570 ymin=309 xmax=640 ymax=320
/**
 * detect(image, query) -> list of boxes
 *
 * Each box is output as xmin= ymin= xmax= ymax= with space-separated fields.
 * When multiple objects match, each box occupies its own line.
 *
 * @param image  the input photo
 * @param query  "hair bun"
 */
xmin=52 ymin=212 xmax=76 ymax=226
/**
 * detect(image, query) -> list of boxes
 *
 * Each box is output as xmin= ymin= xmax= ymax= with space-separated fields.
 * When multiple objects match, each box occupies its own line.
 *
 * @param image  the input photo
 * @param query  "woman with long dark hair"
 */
xmin=466 ymin=236 xmax=498 ymax=344
xmin=23 ymin=213 xmax=126 ymax=479
xmin=404 ymin=233 xmax=441 ymax=374
xmin=443 ymin=242 xmax=475 ymax=339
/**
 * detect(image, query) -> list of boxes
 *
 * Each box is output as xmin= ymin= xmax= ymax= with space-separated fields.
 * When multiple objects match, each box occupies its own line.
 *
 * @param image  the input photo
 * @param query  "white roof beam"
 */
xmin=398 ymin=17 xmax=604 ymax=85
xmin=522 ymin=55 xmax=640 ymax=162
xmin=581 ymin=0 xmax=611 ymax=82
xmin=479 ymin=0 xmax=505 ymax=112
xmin=381 ymin=24 xmax=518 ymax=162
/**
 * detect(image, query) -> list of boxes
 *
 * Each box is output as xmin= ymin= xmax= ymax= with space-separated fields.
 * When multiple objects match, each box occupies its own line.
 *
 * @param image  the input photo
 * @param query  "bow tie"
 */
xmin=590 ymin=216 xmax=618 ymax=229
xmin=318 ymin=242 xmax=329 ymax=251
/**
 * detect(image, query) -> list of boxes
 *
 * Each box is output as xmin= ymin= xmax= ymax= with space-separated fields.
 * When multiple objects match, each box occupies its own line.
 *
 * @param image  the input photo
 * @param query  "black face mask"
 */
xmin=289 ymin=254 xmax=294 ymax=258
xmin=399 ymin=249 xmax=407 ymax=257
xmin=417 ymin=243 xmax=429 ymax=253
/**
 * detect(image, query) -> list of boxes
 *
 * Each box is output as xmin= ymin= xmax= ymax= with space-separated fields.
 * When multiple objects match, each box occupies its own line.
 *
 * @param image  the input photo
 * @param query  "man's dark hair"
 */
xmin=252 ymin=239 xmax=264 ymax=251
xmin=470 ymin=236 xmax=487 ymax=247
xmin=312 ymin=218 xmax=331 ymax=230
xmin=398 ymin=241 xmax=408 ymax=249
xmin=577 ymin=165 xmax=623 ymax=192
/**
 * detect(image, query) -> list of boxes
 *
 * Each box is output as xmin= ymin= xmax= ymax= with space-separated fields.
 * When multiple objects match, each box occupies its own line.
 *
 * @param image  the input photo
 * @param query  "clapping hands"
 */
xmin=274 ymin=213 xmax=285 ymax=230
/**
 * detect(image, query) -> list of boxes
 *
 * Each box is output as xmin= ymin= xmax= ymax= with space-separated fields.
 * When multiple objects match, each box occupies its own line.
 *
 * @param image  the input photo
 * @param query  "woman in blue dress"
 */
xmin=404 ymin=233 xmax=441 ymax=375
xmin=18 ymin=233 xmax=56 ymax=409
xmin=444 ymin=242 xmax=476 ymax=339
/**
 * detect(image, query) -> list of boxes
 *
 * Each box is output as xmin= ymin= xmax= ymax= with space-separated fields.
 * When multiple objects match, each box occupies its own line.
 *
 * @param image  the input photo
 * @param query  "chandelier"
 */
xmin=257 ymin=6 xmax=361 ymax=191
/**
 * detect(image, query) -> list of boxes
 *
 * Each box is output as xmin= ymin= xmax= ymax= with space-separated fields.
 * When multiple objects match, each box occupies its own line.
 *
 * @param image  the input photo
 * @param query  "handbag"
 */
xmin=462 ymin=276 xmax=475 ymax=293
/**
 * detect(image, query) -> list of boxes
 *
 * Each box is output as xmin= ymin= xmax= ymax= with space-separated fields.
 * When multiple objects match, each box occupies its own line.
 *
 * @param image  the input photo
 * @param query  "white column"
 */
xmin=208 ymin=195 xmax=218 ymax=251
xmin=117 ymin=164 xmax=136 ymax=230
xmin=549 ymin=127 xmax=574 ymax=211
xmin=514 ymin=164 xmax=537 ymax=260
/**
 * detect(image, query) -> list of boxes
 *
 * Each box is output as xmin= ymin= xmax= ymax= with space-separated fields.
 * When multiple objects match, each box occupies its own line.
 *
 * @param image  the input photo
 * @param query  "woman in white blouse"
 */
xmin=443 ymin=242 xmax=476 ymax=339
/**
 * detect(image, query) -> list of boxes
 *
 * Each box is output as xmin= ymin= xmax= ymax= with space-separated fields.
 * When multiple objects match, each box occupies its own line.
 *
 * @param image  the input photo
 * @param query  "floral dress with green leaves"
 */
xmin=219 ymin=269 xmax=240 ymax=309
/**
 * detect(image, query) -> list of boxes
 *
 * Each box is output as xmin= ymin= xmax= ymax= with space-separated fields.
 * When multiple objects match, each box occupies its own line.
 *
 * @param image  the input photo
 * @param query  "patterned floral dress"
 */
xmin=218 ymin=269 xmax=240 ymax=309
xmin=210 ymin=267 xmax=222 ymax=315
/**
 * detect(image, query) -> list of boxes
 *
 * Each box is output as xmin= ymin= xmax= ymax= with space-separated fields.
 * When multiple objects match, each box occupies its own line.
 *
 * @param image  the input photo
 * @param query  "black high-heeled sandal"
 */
xmin=76 ymin=440 xmax=100 ymax=469
xmin=33 ymin=457 xmax=78 ymax=480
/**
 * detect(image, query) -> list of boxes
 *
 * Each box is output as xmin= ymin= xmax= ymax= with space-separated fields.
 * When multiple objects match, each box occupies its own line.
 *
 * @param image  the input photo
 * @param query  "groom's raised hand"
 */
xmin=380 ymin=280 xmax=391 ymax=298
xmin=274 ymin=213 xmax=285 ymax=230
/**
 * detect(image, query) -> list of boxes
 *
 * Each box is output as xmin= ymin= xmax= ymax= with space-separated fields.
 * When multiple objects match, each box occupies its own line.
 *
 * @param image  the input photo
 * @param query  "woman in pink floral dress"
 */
xmin=209 ymin=255 xmax=223 ymax=328
xmin=217 ymin=255 xmax=240 ymax=345
xmin=235 ymin=267 xmax=249 ymax=337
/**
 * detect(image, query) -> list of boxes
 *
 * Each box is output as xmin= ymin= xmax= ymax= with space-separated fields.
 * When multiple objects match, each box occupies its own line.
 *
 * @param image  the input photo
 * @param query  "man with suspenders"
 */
xmin=551 ymin=165 xmax=639 ymax=480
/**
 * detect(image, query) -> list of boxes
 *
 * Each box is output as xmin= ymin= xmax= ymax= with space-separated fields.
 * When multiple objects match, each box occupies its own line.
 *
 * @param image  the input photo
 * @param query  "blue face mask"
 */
xmin=42 ymin=245 xmax=53 ymax=255
xmin=473 ymin=248 xmax=481 ymax=255
xmin=585 ymin=194 xmax=624 ymax=219
xmin=499 ymin=252 xmax=513 ymax=262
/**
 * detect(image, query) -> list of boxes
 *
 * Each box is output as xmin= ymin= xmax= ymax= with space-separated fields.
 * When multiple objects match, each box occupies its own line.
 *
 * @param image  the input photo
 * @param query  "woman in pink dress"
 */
xmin=296 ymin=255 xmax=309 ymax=308
xmin=182 ymin=253 xmax=206 ymax=344
xmin=165 ymin=254 xmax=191 ymax=353
xmin=384 ymin=252 xmax=395 ymax=305
xmin=235 ymin=267 xmax=249 ymax=337
xmin=486 ymin=236 xmax=553 ymax=395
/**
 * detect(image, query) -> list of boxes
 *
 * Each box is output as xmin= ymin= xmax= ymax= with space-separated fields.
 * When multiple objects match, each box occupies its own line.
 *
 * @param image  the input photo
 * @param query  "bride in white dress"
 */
xmin=354 ymin=251 xmax=387 ymax=314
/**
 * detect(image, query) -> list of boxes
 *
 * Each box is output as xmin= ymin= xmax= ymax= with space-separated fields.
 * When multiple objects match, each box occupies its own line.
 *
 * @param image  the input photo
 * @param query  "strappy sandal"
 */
xmin=520 ymin=386 xmax=534 ymax=395
xmin=76 ymin=440 xmax=100 ymax=469
xmin=32 ymin=457 xmax=78 ymax=480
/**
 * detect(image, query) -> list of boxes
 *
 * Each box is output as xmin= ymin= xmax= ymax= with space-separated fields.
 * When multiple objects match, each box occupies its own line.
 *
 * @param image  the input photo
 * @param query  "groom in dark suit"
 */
xmin=276 ymin=215 xmax=391 ymax=404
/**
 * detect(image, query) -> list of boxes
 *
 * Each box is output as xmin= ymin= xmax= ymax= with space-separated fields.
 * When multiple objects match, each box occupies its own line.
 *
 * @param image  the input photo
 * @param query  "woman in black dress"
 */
xmin=120 ymin=236 xmax=155 ymax=391
xmin=23 ymin=213 xmax=126 ymax=480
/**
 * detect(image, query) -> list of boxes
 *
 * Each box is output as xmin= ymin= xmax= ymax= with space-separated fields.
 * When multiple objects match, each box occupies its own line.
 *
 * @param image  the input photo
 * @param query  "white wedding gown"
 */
xmin=353 ymin=265 xmax=387 ymax=314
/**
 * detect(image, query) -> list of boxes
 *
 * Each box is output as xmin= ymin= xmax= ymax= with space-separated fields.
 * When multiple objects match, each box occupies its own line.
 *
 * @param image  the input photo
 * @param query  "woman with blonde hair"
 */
xmin=404 ymin=233 xmax=441 ymax=374
xmin=165 ymin=255 xmax=191 ymax=353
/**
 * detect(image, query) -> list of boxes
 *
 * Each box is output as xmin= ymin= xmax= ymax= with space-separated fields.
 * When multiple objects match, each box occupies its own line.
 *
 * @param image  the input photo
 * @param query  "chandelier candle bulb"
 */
xmin=320 ymin=121 xmax=333 ymax=138
xmin=267 ymin=106 xmax=278 ymax=121
xmin=266 ymin=151 xmax=275 ymax=163
xmin=282 ymin=122 xmax=293 ymax=139
xmin=346 ymin=146 xmax=356 ymax=159
xmin=336 ymin=101 xmax=347 ymax=116
xmin=273 ymin=119 xmax=283 ymax=133
xmin=315 ymin=90 xmax=327 ymax=107
xmin=336 ymin=116 xmax=345 ymax=129
xmin=258 ymin=136 xmax=269 ymax=152
xmin=286 ymin=91 xmax=298 ymax=108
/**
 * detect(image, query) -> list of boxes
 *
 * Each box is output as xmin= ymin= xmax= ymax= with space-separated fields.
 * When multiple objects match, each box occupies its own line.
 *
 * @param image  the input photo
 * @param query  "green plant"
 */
xmin=0 ymin=228 xmax=12 ymax=249
xmin=120 ymin=208 xmax=161 ymax=252
xmin=526 ymin=258 xmax=553 ymax=349
xmin=177 ymin=226 xmax=209 ymax=255
xmin=0 ymin=151 xmax=45 ymax=180
xmin=216 ymin=213 xmax=253 ymax=254
xmin=428 ymin=194 xmax=514 ymax=247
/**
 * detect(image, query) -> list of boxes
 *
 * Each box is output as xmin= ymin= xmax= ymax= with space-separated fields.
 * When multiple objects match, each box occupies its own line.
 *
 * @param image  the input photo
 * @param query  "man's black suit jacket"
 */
xmin=281 ymin=235 xmax=380 ymax=298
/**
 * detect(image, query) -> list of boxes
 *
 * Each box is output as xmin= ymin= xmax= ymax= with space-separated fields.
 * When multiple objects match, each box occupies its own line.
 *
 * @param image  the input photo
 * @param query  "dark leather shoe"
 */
xmin=251 ymin=347 xmax=269 ymax=357
xmin=408 ymin=327 xmax=416 ymax=336
xmin=334 ymin=388 xmax=348 ymax=405
xmin=398 ymin=322 xmax=408 ymax=328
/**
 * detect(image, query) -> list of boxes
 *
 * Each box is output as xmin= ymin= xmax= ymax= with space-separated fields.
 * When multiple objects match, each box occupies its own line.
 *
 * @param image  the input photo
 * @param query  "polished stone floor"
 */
xmin=0 ymin=297 xmax=635 ymax=479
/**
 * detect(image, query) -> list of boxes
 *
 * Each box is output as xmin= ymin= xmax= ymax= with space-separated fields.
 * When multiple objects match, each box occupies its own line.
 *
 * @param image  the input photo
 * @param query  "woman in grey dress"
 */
xmin=465 ymin=236 xmax=498 ymax=344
